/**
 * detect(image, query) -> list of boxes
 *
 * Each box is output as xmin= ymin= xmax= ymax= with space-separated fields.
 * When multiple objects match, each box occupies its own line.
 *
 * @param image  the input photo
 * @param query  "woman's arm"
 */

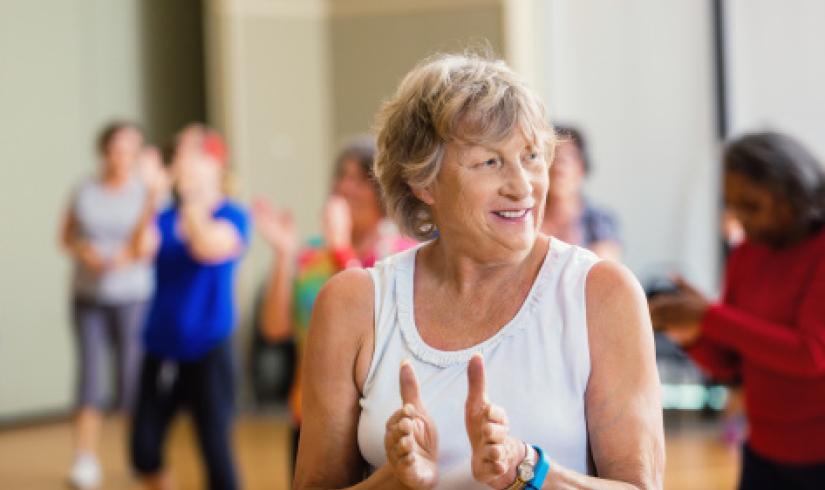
xmin=684 ymin=338 xmax=741 ymax=383
xmin=259 ymin=249 xmax=297 ymax=341
xmin=128 ymin=204 xmax=161 ymax=263
xmin=59 ymin=207 xmax=107 ymax=275
xmin=651 ymin=256 xmax=825 ymax=378
xmin=294 ymin=269 xmax=411 ymax=490
xmin=698 ymin=258 xmax=825 ymax=377
xmin=253 ymin=198 xmax=300 ymax=341
xmin=542 ymin=261 xmax=664 ymax=490
xmin=114 ymin=145 xmax=166 ymax=265
xmin=180 ymin=202 xmax=244 ymax=264
xmin=59 ymin=207 xmax=80 ymax=254
xmin=112 ymin=193 xmax=162 ymax=267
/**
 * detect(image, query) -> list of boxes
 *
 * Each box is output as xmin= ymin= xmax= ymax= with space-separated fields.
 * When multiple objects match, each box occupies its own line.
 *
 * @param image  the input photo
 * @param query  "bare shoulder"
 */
xmin=584 ymin=259 xmax=655 ymax=375
xmin=305 ymin=268 xmax=376 ymax=392
xmin=311 ymin=268 xmax=375 ymax=338
xmin=586 ymin=259 xmax=645 ymax=303
xmin=585 ymin=259 xmax=649 ymax=336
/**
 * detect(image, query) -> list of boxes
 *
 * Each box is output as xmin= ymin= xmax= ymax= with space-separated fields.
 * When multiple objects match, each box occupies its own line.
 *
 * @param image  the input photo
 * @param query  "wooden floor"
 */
xmin=0 ymin=413 xmax=738 ymax=489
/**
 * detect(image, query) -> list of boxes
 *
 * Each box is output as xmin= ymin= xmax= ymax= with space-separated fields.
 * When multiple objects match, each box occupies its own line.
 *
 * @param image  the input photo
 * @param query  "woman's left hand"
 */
xmin=322 ymin=195 xmax=353 ymax=250
xmin=465 ymin=354 xmax=524 ymax=489
xmin=649 ymin=276 xmax=710 ymax=347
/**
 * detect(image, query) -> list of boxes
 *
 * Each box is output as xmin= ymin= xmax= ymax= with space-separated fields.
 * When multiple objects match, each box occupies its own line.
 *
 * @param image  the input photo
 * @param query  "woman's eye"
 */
xmin=480 ymin=158 xmax=500 ymax=168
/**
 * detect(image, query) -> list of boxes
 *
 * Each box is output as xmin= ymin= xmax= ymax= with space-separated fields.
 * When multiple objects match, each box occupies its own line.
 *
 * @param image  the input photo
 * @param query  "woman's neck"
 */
xmin=420 ymin=234 xmax=549 ymax=297
xmin=100 ymin=169 xmax=129 ymax=189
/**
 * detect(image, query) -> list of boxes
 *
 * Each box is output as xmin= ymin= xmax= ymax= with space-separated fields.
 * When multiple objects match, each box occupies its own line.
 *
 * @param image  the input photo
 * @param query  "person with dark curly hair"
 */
xmin=652 ymin=131 xmax=825 ymax=490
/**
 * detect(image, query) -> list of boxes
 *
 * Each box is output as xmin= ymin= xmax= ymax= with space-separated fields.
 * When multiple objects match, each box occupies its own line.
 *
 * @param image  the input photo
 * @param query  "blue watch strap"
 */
xmin=528 ymin=445 xmax=550 ymax=489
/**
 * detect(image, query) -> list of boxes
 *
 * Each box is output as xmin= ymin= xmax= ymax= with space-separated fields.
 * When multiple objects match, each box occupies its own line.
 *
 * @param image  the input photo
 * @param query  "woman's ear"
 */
xmin=411 ymin=183 xmax=435 ymax=206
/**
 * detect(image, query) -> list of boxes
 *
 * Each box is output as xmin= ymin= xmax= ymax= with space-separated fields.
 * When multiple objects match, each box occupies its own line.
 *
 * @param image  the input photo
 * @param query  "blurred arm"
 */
xmin=260 ymin=249 xmax=297 ymax=342
xmin=699 ymin=257 xmax=825 ymax=378
xmin=180 ymin=203 xmax=244 ymax=264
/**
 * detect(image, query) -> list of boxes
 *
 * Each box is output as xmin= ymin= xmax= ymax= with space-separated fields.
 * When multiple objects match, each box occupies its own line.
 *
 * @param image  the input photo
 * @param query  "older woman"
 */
xmin=294 ymin=54 xmax=664 ymax=490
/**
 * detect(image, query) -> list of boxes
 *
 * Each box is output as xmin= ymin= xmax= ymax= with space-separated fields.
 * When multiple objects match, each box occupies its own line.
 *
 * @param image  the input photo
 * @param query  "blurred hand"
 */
xmin=649 ymin=276 xmax=710 ymax=347
xmin=322 ymin=195 xmax=353 ymax=250
xmin=384 ymin=361 xmax=439 ymax=489
xmin=109 ymin=246 xmax=131 ymax=269
xmin=175 ymin=154 xmax=209 ymax=207
xmin=252 ymin=197 xmax=299 ymax=255
xmin=77 ymin=242 xmax=108 ymax=276
xmin=465 ymin=354 xmax=523 ymax=488
xmin=137 ymin=146 xmax=170 ymax=205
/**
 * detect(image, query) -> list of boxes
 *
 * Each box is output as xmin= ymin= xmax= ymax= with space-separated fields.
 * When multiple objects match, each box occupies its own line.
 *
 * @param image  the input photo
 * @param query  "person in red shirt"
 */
xmin=651 ymin=131 xmax=825 ymax=489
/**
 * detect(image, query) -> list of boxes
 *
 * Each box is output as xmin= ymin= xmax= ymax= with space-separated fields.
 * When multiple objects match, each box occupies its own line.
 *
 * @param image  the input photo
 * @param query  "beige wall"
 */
xmin=539 ymin=0 xmax=720 ymax=292
xmin=727 ymin=0 xmax=825 ymax=160
xmin=203 ymin=2 xmax=332 ymax=398
xmin=0 ymin=0 xmax=148 ymax=418
xmin=329 ymin=2 xmax=503 ymax=144
xmin=0 ymin=0 xmax=204 ymax=420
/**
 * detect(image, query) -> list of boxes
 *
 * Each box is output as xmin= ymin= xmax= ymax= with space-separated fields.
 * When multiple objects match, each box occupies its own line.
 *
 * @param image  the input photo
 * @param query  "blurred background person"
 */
xmin=253 ymin=136 xmax=416 ymax=474
xmin=130 ymin=125 xmax=249 ymax=490
xmin=541 ymin=125 xmax=622 ymax=261
xmin=651 ymin=131 xmax=825 ymax=489
xmin=719 ymin=209 xmax=747 ymax=448
xmin=59 ymin=121 xmax=156 ymax=490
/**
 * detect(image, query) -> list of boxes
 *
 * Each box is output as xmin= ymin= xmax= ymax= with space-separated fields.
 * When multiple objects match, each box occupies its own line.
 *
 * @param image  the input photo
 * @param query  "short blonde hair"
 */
xmin=373 ymin=53 xmax=555 ymax=240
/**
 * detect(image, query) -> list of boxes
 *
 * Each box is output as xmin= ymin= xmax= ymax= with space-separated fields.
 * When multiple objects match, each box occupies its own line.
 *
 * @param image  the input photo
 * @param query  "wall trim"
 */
xmin=217 ymin=0 xmax=327 ymax=18
xmin=213 ymin=0 xmax=501 ymax=19
xmin=329 ymin=0 xmax=501 ymax=18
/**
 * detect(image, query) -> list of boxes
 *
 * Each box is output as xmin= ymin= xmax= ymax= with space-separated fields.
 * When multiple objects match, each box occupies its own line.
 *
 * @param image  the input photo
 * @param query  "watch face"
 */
xmin=518 ymin=462 xmax=535 ymax=481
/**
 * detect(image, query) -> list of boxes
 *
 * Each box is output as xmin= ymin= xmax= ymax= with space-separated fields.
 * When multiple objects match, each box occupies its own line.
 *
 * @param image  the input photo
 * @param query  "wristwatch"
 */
xmin=505 ymin=442 xmax=550 ymax=490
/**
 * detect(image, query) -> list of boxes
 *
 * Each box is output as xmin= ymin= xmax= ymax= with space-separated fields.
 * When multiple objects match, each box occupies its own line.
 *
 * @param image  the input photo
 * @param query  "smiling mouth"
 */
xmin=493 ymin=209 xmax=530 ymax=220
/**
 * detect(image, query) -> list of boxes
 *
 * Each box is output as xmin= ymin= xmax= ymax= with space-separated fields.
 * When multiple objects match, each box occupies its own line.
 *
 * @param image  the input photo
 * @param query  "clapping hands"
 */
xmin=384 ymin=354 xmax=523 ymax=489
xmin=384 ymin=361 xmax=439 ymax=489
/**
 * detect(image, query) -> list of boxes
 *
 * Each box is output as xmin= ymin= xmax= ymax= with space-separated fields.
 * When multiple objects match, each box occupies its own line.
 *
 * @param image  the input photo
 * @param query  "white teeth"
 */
xmin=495 ymin=209 xmax=528 ymax=219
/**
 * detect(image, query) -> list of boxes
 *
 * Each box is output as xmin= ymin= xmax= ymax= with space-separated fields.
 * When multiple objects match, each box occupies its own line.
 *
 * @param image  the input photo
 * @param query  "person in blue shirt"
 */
xmin=130 ymin=125 xmax=249 ymax=490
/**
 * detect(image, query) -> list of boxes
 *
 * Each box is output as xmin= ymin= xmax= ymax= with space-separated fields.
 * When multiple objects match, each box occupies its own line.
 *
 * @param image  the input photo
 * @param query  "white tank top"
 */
xmin=357 ymin=238 xmax=599 ymax=488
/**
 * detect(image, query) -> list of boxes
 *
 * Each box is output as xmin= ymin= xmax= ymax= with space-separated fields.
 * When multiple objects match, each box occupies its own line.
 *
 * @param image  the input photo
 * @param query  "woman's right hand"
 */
xmin=252 ymin=197 xmax=299 ymax=255
xmin=384 ymin=361 xmax=439 ymax=489
xmin=77 ymin=241 xmax=108 ymax=276
xmin=322 ymin=195 xmax=353 ymax=250
xmin=137 ymin=145 xmax=170 ymax=206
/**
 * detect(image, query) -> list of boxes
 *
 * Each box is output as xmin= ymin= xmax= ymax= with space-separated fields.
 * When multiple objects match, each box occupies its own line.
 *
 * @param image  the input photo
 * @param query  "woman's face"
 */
xmin=104 ymin=127 xmax=143 ymax=177
xmin=425 ymin=130 xmax=549 ymax=260
xmin=548 ymin=141 xmax=585 ymax=198
xmin=724 ymin=170 xmax=796 ymax=246
xmin=173 ymin=152 xmax=223 ymax=201
xmin=333 ymin=158 xmax=382 ymax=226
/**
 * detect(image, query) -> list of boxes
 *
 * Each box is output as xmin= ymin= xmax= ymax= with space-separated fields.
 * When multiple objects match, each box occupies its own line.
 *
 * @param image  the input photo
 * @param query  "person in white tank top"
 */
xmin=293 ymin=53 xmax=664 ymax=490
